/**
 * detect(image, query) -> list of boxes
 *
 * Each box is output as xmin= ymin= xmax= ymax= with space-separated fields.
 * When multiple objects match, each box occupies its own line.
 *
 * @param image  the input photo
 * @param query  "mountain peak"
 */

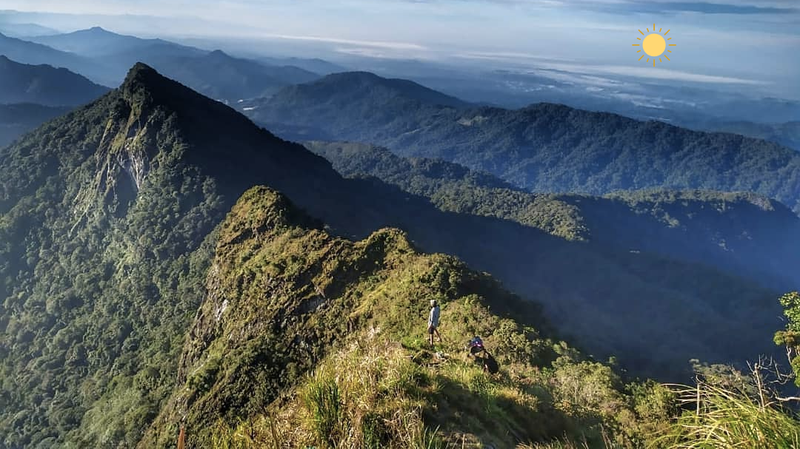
xmin=121 ymin=62 xmax=162 ymax=92
xmin=112 ymin=62 xmax=336 ymax=199
xmin=321 ymin=71 xmax=403 ymax=89
xmin=327 ymin=70 xmax=380 ymax=81
xmin=208 ymin=49 xmax=229 ymax=57
xmin=205 ymin=49 xmax=237 ymax=63
xmin=118 ymin=62 xmax=207 ymax=114
xmin=66 ymin=26 xmax=116 ymax=37
xmin=272 ymin=71 xmax=468 ymax=109
xmin=126 ymin=61 xmax=156 ymax=74
xmin=219 ymin=186 xmax=323 ymax=245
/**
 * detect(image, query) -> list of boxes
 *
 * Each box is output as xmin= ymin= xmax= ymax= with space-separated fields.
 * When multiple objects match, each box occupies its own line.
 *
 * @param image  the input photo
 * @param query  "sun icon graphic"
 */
xmin=633 ymin=24 xmax=675 ymax=67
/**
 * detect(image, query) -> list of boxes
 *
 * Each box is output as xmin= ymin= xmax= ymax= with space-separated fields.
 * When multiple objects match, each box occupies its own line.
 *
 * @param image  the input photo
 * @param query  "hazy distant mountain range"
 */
xmin=0 ymin=31 xmax=101 ymax=78
xmin=259 ymin=55 xmax=347 ymax=75
xmin=150 ymin=49 xmax=320 ymax=103
xmin=0 ymin=55 xmax=106 ymax=146
xmin=0 ymin=21 xmax=58 ymax=37
xmin=0 ymin=55 xmax=108 ymax=105
xmin=0 ymin=27 xmax=335 ymax=146
xmin=248 ymin=72 xmax=800 ymax=213
xmin=2 ymin=22 xmax=798 ymax=131
xmin=22 ymin=27 xmax=321 ymax=102
xmin=28 ymin=26 xmax=200 ymax=57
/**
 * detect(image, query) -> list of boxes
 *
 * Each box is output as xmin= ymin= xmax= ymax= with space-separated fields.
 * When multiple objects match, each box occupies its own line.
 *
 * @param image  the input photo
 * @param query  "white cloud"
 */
xmin=539 ymin=62 xmax=767 ymax=84
xmin=255 ymin=33 xmax=427 ymax=51
xmin=452 ymin=51 xmax=578 ymax=63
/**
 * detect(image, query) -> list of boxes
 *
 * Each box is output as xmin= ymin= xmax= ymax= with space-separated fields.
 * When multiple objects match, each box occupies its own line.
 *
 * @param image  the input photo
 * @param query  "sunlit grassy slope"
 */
xmin=142 ymin=186 xmax=673 ymax=448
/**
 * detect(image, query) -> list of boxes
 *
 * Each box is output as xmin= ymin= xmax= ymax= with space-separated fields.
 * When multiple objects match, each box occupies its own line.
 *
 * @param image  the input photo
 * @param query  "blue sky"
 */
xmin=3 ymin=0 xmax=798 ymax=93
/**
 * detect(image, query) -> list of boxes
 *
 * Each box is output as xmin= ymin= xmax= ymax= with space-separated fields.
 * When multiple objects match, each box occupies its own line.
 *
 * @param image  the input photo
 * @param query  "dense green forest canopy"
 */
xmin=306 ymin=141 xmax=800 ymax=289
xmin=248 ymin=72 xmax=800 ymax=213
xmin=0 ymin=63 xmax=382 ymax=448
xmin=0 ymin=64 xmax=788 ymax=447
xmin=154 ymin=189 xmax=800 ymax=449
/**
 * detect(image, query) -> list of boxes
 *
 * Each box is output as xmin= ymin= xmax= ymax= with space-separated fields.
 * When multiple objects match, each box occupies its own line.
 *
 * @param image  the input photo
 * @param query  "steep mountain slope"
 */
xmin=0 ymin=56 xmax=109 ymax=105
xmin=248 ymin=73 xmax=800 ymax=213
xmin=139 ymin=187 xmax=656 ymax=448
xmin=0 ymin=63 xmax=382 ymax=448
xmin=0 ymin=103 xmax=69 ymax=148
xmin=0 ymin=64 xmax=784 ymax=447
xmin=306 ymin=141 xmax=800 ymax=288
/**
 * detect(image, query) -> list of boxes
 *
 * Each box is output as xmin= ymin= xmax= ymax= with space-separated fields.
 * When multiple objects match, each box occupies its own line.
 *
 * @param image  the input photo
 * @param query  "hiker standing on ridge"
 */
xmin=427 ymin=299 xmax=441 ymax=346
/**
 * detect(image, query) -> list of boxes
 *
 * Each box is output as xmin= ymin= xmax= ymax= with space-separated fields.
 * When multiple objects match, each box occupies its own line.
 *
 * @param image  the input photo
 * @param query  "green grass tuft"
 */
xmin=655 ymin=378 xmax=800 ymax=448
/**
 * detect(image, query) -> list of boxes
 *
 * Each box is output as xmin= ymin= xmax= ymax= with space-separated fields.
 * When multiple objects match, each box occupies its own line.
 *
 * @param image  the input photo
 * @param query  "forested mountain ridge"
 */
xmin=307 ymin=141 xmax=800 ymax=288
xmin=305 ymin=140 xmax=592 ymax=241
xmin=0 ymin=63 xmax=786 ymax=447
xmin=251 ymin=70 xmax=467 ymax=111
xmin=248 ymin=72 xmax=800 ymax=213
xmin=138 ymin=186 xmax=666 ymax=448
xmin=0 ymin=62 xmax=385 ymax=448
xmin=0 ymin=55 xmax=109 ymax=106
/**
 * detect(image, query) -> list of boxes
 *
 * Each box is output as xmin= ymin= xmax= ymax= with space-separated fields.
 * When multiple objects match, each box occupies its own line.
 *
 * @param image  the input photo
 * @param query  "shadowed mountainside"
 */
xmin=0 ymin=55 xmax=109 ymax=106
xmin=306 ymin=140 xmax=800 ymax=289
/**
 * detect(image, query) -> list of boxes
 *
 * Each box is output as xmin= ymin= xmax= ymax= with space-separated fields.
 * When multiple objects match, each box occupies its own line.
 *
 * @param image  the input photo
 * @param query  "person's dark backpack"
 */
xmin=468 ymin=336 xmax=484 ymax=355
xmin=483 ymin=353 xmax=499 ymax=374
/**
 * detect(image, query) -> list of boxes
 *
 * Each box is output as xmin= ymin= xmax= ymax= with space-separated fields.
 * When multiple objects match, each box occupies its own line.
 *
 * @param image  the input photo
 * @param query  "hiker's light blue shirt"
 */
xmin=428 ymin=305 xmax=440 ymax=327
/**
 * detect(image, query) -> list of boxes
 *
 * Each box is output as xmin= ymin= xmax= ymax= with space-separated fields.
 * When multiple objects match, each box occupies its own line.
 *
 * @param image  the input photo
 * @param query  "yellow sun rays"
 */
xmin=635 ymin=24 xmax=673 ymax=67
